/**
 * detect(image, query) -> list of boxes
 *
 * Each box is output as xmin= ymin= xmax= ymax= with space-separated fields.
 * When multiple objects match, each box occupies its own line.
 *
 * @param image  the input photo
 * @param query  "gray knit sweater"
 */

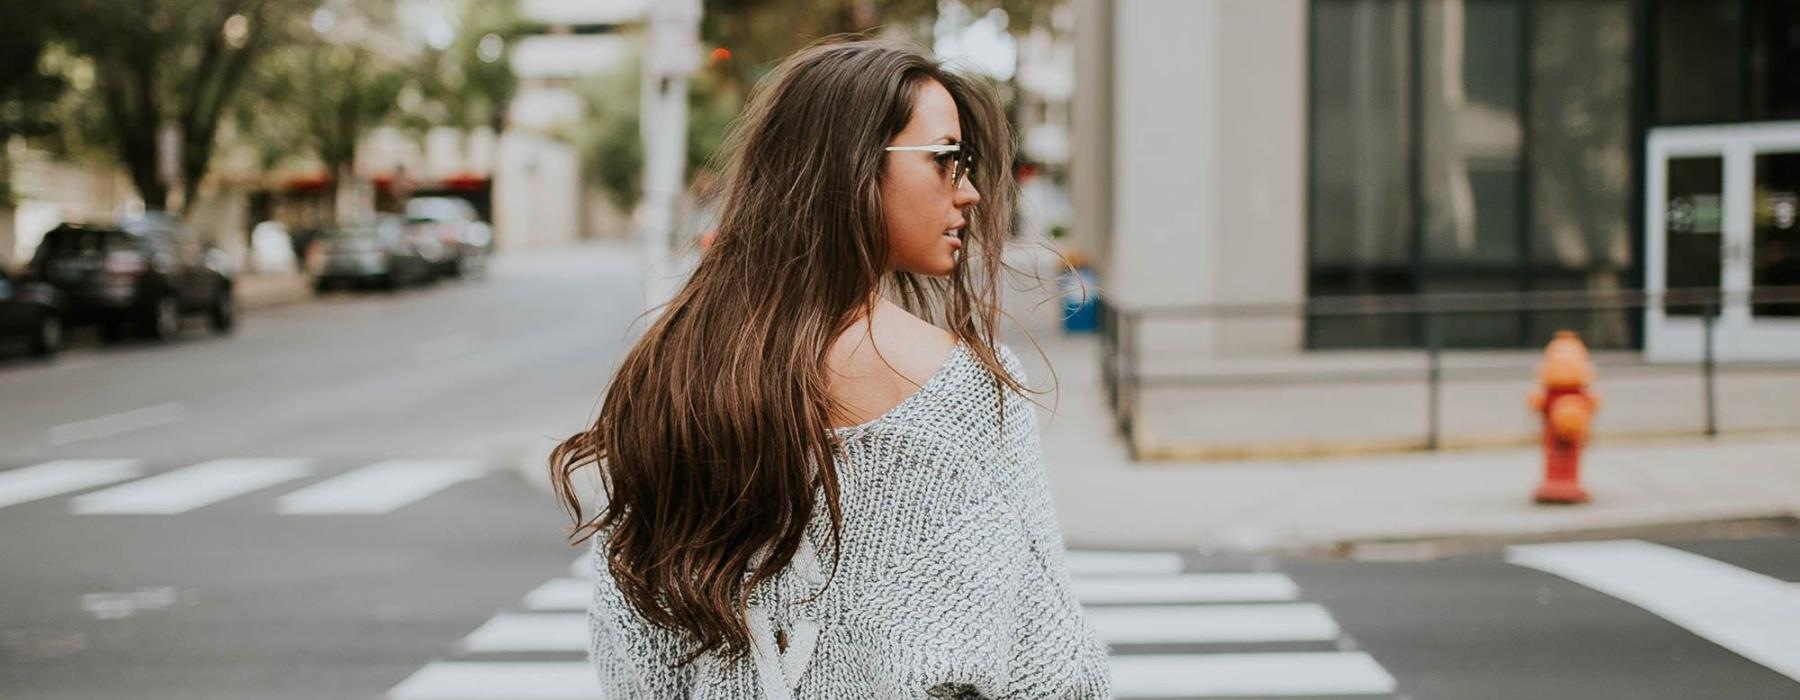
xmin=586 ymin=341 xmax=1112 ymax=699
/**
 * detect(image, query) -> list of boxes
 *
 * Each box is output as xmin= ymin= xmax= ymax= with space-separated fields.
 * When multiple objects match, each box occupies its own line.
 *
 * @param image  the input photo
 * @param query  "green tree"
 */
xmin=435 ymin=0 xmax=530 ymax=132
xmin=48 ymin=0 xmax=318 ymax=213
xmin=237 ymin=41 xmax=405 ymax=198
xmin=0 ymin=0 xmax=72 ymax=205
xmin=700 ymin=0 xmax=1044 ymax=89
xmin=570 ymin=61 xmax=740 ymax=211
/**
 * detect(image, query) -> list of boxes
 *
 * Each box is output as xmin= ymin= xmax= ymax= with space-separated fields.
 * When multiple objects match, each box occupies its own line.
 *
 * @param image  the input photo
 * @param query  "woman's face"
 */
xmin=881 ymin=79 xmax=982 ymax=277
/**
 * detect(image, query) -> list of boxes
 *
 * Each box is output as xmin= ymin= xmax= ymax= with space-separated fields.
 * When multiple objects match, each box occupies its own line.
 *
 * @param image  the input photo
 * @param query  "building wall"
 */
xmin=1070 ymin=0 xmax=1113 ymax=273
xmin=493 ymin=131 xmax=581 ymax=250
xmin=1214 ymin=0 xmax=1306 ymax=354
xmin=1100 ymin=0 xmax=1306 ymax=356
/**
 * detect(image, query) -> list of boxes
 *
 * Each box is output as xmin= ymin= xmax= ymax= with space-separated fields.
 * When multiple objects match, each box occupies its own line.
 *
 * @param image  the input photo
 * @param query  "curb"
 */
xmin=236 ymin=272 xmax=314 ymax=312
xmin=1131 ymin=426 xmax=1800 ymax=463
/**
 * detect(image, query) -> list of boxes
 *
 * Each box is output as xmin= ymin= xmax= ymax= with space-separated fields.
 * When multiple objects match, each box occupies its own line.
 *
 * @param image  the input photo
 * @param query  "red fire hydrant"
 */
xmin=1528 ymin=331 xmax=1601 ymax=504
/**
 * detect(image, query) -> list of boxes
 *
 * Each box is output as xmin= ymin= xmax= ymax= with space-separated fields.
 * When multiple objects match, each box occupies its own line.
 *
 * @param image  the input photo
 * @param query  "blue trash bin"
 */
xmin=1061 ymin=266 xmax=1099 ymax=333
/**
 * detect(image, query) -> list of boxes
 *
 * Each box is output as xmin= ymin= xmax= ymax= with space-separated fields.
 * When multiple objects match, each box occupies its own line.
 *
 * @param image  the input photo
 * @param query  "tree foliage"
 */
xmin=47 ymin=0 xmax=319 ymax=212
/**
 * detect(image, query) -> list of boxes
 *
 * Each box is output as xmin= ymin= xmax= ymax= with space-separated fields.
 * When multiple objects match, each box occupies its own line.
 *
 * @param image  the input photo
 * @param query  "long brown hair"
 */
xmin=549 ymin=38 xmax=1031 ymax=666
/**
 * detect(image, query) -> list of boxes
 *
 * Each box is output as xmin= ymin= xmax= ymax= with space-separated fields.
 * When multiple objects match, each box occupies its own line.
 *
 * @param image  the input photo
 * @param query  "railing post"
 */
xmin=1426 ymin=310 xmax=1443 ymax=451
xmin=1121 ymin=310 xmax=1138 ymax=456
xmin=1099 ymin=299 xmax=1116 ymax=414
xmin=1702 ymin=302 xmax=1718 ymax=437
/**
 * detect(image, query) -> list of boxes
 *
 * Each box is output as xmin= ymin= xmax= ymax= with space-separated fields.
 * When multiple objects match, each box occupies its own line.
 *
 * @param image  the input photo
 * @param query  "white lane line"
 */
xmin=0 ymin=460 xmax=144 ymax=510
xmin=1087 ymin=603 xmax=1339 ymax=645
xmin=1066 ymin=550 xmax=1184 ymax=577
xmin=524 ymin=578 xmax=589 ymax=611
xmin=1507 ymin=539 xmax=1800 ymax=682
xmin=47 ymin=403 xmax=182 ymax=446
xmin=387 ymin=662 xmax=599 ymax=700
xmin=461 ymin=613 xmax=586 ymax=653
xmin=276 ymin=460 xmax=487 ymax=514
xmin=70 ymin=459 xmax=311 ymax=514
xmin=1111 ymin=652 xmax=1397 ymax=698
xmin=1076 ymin=573 xmax=1299 ymax=605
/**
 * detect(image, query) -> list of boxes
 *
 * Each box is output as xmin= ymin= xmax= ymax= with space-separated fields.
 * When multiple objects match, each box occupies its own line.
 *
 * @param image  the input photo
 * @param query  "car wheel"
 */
xmin=100 ymin=318 xmax=126 ymax=343
xmin=145 ymin=294 xmax=181 ymax=341
xmin=29 ymin=311 xmax=64 ymax=357
xmin=209 ymin=291 xmax=236 ymax=333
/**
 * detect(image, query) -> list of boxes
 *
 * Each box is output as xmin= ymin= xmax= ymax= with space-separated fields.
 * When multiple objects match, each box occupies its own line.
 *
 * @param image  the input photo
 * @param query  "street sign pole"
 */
xmin=639 ymin=0 xmax=702 ymax=312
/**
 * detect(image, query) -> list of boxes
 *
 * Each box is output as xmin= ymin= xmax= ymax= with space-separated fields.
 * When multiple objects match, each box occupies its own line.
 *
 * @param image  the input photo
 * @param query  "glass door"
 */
xmin=1645 ymin=130 xmax=1730 ymax=362
xmin=1646 ymin=121 xmax=1800 ymax=362
xmin=1746 ymin=143 xmax=1800 ymax=358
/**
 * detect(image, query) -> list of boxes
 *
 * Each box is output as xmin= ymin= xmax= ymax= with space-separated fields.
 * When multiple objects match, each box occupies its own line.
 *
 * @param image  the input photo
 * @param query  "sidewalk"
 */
xmin=235 ymin=270 xmax=312 ymax=311
xmin=1014 ymin=326 xmax=1800 ymax=554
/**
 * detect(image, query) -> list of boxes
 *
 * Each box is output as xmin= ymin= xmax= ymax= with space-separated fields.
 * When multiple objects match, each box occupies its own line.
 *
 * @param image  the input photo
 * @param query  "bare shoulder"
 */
xmin=825 ymin=299 xmax=959 ymax=428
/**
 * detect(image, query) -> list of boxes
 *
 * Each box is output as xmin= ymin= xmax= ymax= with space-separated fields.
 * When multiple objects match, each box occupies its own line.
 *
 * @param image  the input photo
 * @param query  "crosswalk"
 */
xmin=386 ymin=549 xmax=1401 ymax=699
xmin=0 ymin=458 xmax=492 ymax=515
xmin=1507 ymin=539 xmax=1800 ymax=683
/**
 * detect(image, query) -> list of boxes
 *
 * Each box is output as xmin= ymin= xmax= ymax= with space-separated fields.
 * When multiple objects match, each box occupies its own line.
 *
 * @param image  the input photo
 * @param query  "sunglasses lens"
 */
xmin=953 ymin=155 xmax=973 ymax=188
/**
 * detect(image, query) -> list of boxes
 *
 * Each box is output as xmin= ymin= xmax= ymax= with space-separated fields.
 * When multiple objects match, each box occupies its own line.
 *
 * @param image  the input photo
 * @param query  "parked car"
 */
xmin=26 ymin=214 xmax=235 ymax=342
xmin=307 ymin=215 xmax=434 ymax=292
xmin=404 ymin=197 xmax=491 ymax=278
xmin=0 ymin=266 xmax=66 ymax=357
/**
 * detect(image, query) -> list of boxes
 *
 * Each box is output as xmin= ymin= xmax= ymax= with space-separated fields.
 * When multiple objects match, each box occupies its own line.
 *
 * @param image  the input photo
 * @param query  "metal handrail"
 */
xmin=1098 ymin=286 xmax=1800 ymax=459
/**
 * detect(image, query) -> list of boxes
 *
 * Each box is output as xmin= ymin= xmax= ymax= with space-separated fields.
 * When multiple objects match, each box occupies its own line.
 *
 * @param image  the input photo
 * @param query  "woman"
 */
xmin=550 ymin=39 xmax=1111 ymax=699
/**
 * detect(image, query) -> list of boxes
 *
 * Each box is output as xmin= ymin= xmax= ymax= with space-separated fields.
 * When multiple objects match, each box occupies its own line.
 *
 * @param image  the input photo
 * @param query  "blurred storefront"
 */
xmin=1073 ymin=0 xmax=1800 ymax=359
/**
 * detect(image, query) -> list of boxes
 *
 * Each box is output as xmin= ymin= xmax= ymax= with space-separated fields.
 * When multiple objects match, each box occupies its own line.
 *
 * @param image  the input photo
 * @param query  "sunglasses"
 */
xmin=883 ymin=143 xmax=976 ymax=190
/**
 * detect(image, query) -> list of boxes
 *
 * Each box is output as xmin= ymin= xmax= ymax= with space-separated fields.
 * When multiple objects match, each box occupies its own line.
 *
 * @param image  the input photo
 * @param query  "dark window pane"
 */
xmin=1753 ymin=151 xmax=1800 ymax=316
xmin=1664 ymin=156 xmax=1725 ymax=315
xmin=1310 ymin=0 xmax=1413 ymax=272
xmin=1653 ymin=0 xmax=1742 ymax=124
xmin=1749 ymin=0 xmax=1800 ymax=120
xmin=1419 ymin=0 xmax=1524 ymax=267
xmin=1529 ymin=0 xmax=1635 ymax=348
xmin=1309 ymin=0 xmax=1415 ymax=348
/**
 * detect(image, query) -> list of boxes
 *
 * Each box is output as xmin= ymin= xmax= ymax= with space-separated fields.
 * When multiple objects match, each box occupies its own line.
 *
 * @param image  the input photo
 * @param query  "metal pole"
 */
xmin=1426 ymin=310 xmax=1443 ymax=450
xmin=639 ymin=0 xmax=702 ymax=311
xmin=1121 ymin=310 xmax=1138 ymax=454
xmin=1702 ymin=302 xmax=1718 ymax=437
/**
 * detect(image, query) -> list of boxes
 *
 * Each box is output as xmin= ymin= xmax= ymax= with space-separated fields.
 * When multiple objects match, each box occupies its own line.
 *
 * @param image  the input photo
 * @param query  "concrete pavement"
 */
xmin=1014 ymin=327 xmax=1800 ymax=553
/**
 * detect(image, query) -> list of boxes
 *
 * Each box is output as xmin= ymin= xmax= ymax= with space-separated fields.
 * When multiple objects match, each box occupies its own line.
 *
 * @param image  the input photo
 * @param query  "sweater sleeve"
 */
xmin=586 ymin=537 xmax=701 ymax=699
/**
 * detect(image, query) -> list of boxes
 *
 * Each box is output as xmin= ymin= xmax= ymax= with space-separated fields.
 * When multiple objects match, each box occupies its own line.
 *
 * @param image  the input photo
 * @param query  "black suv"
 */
xmin=0 ymin=266 xmax=65 ymax=357
xmin=26 ymin=213 xmax=235 ymax=341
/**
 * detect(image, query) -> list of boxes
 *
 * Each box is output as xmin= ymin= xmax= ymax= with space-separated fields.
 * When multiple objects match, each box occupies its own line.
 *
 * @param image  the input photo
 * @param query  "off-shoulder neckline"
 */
xmin=829 ymin=339 xmax=972 ymax=437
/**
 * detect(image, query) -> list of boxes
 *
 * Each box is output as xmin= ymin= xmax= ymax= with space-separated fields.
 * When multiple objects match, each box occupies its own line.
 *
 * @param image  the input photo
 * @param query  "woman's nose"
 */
xmin=953 ymin=177 xmax=981 ymax=207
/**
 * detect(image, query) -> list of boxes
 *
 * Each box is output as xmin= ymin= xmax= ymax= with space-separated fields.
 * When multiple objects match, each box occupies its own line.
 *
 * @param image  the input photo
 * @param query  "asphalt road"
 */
xmin=1 ymin=244 xmax=642 ymax=700
xmin=3 ymin=243 xmax=1798 ymax=699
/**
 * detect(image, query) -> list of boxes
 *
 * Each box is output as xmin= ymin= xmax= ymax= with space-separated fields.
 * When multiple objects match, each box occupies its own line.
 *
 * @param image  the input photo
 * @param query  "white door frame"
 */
xmin=1645 ymin=120 xmax=1800 ymax=362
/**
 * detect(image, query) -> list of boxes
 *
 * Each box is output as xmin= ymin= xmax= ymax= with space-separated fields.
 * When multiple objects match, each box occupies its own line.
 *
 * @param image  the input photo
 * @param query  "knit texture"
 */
xmin=587 ymin=341 xmax=1113 ymax=699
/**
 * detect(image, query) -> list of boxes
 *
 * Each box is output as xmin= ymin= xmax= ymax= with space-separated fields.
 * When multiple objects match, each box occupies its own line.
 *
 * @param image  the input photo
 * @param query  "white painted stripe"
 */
xmin=387 ymin=661 xmax=599 ymax=700
xmin=70 ymin=459 xmax=311 ymax=514
xmin=1111 ymin=652 xmax=1397 ymax=697
xmin=48 ymin=403 xmax=182 ymax=445
xmin=0 ymin=460 xmax=144 ymax=510
xmin=1507 ymin=539 xmax=1800 ymax=682
xmin=461 ymin=613 xmax=586 ymax=653
xmin=276 ymin=460 xmax=486 ymax=514
xmin=1087 ymin=604 xmax=1339 ymax=645
xmin=1066 ymin=550 xmax=1184 ymax=577
xmin=524 ymin=578 xmax=590 ymax=611
xmin=1076 ymin=573 xmax=1299 ymax=605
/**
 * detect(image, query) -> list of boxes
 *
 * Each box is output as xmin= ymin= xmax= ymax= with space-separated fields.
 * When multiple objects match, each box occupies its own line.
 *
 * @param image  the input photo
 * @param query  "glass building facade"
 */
xmin=1306 ymin=0 xmax=1800 ymax=349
